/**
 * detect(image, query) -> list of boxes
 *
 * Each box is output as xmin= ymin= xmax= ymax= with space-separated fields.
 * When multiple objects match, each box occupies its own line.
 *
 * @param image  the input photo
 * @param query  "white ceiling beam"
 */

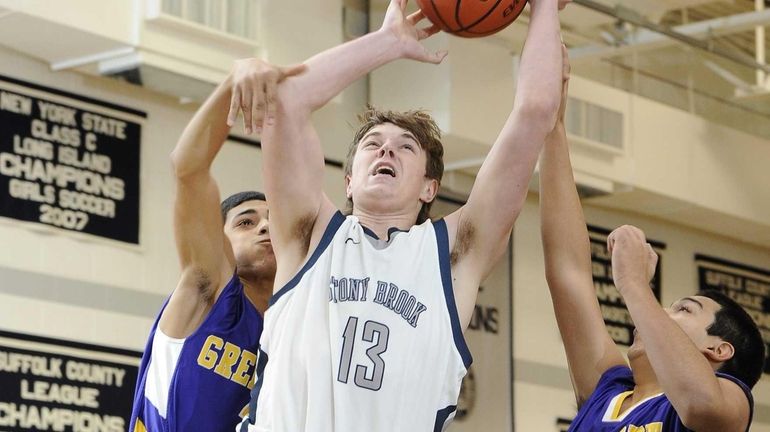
xmin=50 ymin=46 xmax=135 ymax=71
xmin=570 ymin=9 xmax=770 ymax=62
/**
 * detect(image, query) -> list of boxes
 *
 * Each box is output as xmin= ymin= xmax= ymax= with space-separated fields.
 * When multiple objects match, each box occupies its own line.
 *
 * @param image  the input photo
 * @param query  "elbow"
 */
xmin=514 ymin=97 xmax=560 ymax=135
xmin=543 ymin=267 xmax=559 ymax=288
xmin=275 ymin=79 xmax=315 ymax=117
xmin=169 ymin=149 xmax=185 ymax=178
xmin=169 ymin=149 xmax=200 ymax=181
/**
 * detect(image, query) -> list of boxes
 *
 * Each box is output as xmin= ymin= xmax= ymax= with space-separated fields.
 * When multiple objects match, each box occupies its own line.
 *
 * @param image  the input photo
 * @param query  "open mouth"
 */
xmin=372 ymin=164 xmax=396 ymax=177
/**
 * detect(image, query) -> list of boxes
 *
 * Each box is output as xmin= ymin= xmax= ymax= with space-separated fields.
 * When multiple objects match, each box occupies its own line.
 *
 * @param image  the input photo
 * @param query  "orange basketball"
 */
xmin=416 ymin=0 xmax=528 ymax=38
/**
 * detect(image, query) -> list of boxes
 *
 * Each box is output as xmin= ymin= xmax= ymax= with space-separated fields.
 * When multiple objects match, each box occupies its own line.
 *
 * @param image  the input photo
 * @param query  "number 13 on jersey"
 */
xmin=337 ymin=316 xmax=390 ymax=391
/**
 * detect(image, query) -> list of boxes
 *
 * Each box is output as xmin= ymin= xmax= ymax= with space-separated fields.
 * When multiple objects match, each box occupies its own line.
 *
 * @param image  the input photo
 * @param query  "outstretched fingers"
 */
xmin=278 ymin=64 xmax=308 ymax=81
xmin=416 ymin=22 xmax=441 ymax=40
xmin=240 ymin=85 xmax=254 ymax=135
xmin=251 ymin=84 xmax=265 ymax=133
xmin=226 ymin=87 xmax=241 ymax=128
xmin=407 ymin=10 xmax=425 ymax=25
xmin=422 ymin=48 xmax=448 ymax=64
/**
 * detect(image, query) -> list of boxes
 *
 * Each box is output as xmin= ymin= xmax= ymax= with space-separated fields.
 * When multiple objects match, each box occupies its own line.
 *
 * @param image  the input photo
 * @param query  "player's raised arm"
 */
xmin=234 ymin=0 xmax=446 ymax=277
xmin=609 ymin=226 xmax=752 ymax=432
xmin=161 ymin=62 xmax=294 ymax=338
xmin=446 ymin=0 xmax=567 ymax=327
xmin=538 ymin=55 xmax=626 ymax=405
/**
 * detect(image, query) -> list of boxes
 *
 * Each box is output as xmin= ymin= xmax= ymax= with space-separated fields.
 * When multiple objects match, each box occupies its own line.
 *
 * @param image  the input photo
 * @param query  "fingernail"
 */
xmin=267 ymin=116 xmax=275 ymax=125
xmin=256 ymin=127 xmax=263 ymax=134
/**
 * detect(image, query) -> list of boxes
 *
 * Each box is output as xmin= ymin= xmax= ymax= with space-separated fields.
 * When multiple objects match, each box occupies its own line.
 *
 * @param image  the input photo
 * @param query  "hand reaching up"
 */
xmin=379 ymin=0 xmax=448 ymax=64
xmin=226 ymin=59 xmax=307 ymax=134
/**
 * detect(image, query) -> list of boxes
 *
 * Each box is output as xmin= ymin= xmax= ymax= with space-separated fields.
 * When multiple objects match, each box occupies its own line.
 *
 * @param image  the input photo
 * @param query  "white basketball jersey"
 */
xmin=242 ymin=212 xmax=472 ymax=432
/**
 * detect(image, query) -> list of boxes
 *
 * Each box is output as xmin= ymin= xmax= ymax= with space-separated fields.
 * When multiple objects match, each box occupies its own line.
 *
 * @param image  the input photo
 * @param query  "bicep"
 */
xmin=718 ymin=378 xmax=752 ymax=432
xmin=692 ymin=378 xmax=753 ymax=432
xmin=454 ymin=114 xmax=548 ymax=277
xmin=259 ymin=89 xmax=326 ymax=250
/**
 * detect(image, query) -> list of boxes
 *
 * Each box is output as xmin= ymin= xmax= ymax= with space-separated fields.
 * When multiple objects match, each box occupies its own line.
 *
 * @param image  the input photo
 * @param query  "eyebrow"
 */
xmin=675 ymin=297 xmax=704 ymax=310
xmin=360 ymin=131 xmax=420 ymax=146
xmin=361 ymin=131 xmax=381 ymax=142
xmin=233 ymin=209 xmax=257 ymax=219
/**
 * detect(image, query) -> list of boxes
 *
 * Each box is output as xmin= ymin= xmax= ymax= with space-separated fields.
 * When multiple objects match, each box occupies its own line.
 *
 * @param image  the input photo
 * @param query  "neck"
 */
xmin=352 ymin=206 xmax=420 ymax=239
xmin=629 ymin=354 xmax=663 ymax=400
xmin=240 ymin=274 xmax=273 ymax=315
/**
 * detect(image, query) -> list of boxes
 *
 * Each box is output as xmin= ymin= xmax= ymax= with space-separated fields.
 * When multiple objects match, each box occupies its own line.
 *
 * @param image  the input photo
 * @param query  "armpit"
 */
xmin=292 ymin=213 xmax=316 ymax=255
xmin=192 ymin=267 xmax=215 ymax=305
xmin=450 ymin=219 xmax=475 ymax=266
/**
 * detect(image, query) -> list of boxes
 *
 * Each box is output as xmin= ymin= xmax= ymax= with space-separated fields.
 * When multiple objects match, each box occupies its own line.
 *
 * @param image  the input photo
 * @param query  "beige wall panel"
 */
xmin=0 ymin=0 xmax=135 ymax=45
xmin=630 ymin=93 xmax=770 ymax=225
xmin=513 ymin=195 xmax=770 ymax=429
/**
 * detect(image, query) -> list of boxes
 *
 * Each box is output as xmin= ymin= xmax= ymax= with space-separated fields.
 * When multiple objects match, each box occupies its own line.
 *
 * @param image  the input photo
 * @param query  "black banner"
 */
xmin=695 ymin=254 xmax=770 ymax=374
xmin=0 ymin=330 xmax=140 ymax=432
xmin=588 ymin=225 xmax=664 ymax=346
xmin=0 ymin=76 xmax=143 ymax=244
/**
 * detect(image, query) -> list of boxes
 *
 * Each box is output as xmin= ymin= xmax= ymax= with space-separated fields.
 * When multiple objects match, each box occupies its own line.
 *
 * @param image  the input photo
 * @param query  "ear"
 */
xmin=704 ymin=340 xmax=735 ymax=364
xmin=345 ymin=175 xmax=353 ymax=199
xmin=420 ymin=178 xmax=439 ymax=204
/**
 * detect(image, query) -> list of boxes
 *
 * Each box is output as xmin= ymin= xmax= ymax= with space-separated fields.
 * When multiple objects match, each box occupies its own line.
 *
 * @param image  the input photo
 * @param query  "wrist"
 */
xmin=617 ymin=279 xmax=656 ymax=303
xmin=528 ymin=0 xmax=556 ymax=13
xmin=373 ymin=26 xmax=402 ymax=52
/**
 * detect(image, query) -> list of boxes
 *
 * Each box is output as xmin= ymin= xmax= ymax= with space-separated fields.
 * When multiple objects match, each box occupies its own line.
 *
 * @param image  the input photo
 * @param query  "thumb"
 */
xmin=424 ymin=49 xmax=448 ymax=65
xmin=278 ymin=63 xmax=307 ymax=81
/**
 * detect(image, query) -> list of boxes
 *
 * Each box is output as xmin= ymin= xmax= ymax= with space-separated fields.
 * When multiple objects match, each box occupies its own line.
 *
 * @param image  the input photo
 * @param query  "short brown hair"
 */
xmin=700 ymin=289 xmax=765 ymax=388
xmin=343 ymin=106 xmax=444 ymax=224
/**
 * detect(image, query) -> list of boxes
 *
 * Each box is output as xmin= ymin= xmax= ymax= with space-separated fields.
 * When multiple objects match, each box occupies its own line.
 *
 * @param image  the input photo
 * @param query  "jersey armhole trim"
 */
xmin=269 ymin=211 xmax=347 ymax=306
xmin=434 ymin=218 xmax=473 ymax=369
xmin=242 ymin=347 xmax=269 ymax=429
xmin=433 ymin=404 xmax=457 ymax=432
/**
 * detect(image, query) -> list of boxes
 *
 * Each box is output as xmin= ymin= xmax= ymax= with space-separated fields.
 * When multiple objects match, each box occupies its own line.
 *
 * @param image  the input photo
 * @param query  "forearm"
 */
xmin=540 ymin=122 xmax=626 ymax=402
xmin=257 ymin=29 xmax=404 ymax=226
xmin=171 ymin=76 xmax=234 ymax=178
xmin=282 ymin=29 xmax=401 ymax=113
xmin=621 ymin=284 xmax=725 ymax=414
xmin=462 ymin=0 xmax=564 ymax=229
xmin=513 ymin=0 xmax=562 ymax=122
xmin=170 ymin=77 xmax=235 ymax=275
xmin=540 ymin=124 xmax=592 ymax=281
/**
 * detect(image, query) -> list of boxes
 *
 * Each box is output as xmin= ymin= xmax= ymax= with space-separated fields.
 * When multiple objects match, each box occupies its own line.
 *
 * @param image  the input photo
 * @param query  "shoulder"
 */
xmin=716 ymin=372 xmax=754 ymax=430
xmin=715 ymin=372 xmax=753 ymax=405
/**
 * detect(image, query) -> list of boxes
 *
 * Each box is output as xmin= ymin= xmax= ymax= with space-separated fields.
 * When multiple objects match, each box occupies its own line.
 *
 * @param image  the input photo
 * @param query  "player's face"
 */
xmin=629 ymin=296 xmax=722 ymax=358
xmin=223 ymin=200 xmax=276 ymax=277
xmin=346 ymin=123 xmax=436 ymax=217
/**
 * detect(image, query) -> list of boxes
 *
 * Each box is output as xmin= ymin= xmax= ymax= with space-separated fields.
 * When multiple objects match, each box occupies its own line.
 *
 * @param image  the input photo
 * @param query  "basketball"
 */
xmin=416 ymin=0 xmax=528 ymax=38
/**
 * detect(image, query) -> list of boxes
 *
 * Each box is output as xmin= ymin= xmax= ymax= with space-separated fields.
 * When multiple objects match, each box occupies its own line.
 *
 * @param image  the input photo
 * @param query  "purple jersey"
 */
xmin=569 ymin=366 xmax=753 ymax=432
xmin=130 ymin=274 xmax=263 ymax=432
